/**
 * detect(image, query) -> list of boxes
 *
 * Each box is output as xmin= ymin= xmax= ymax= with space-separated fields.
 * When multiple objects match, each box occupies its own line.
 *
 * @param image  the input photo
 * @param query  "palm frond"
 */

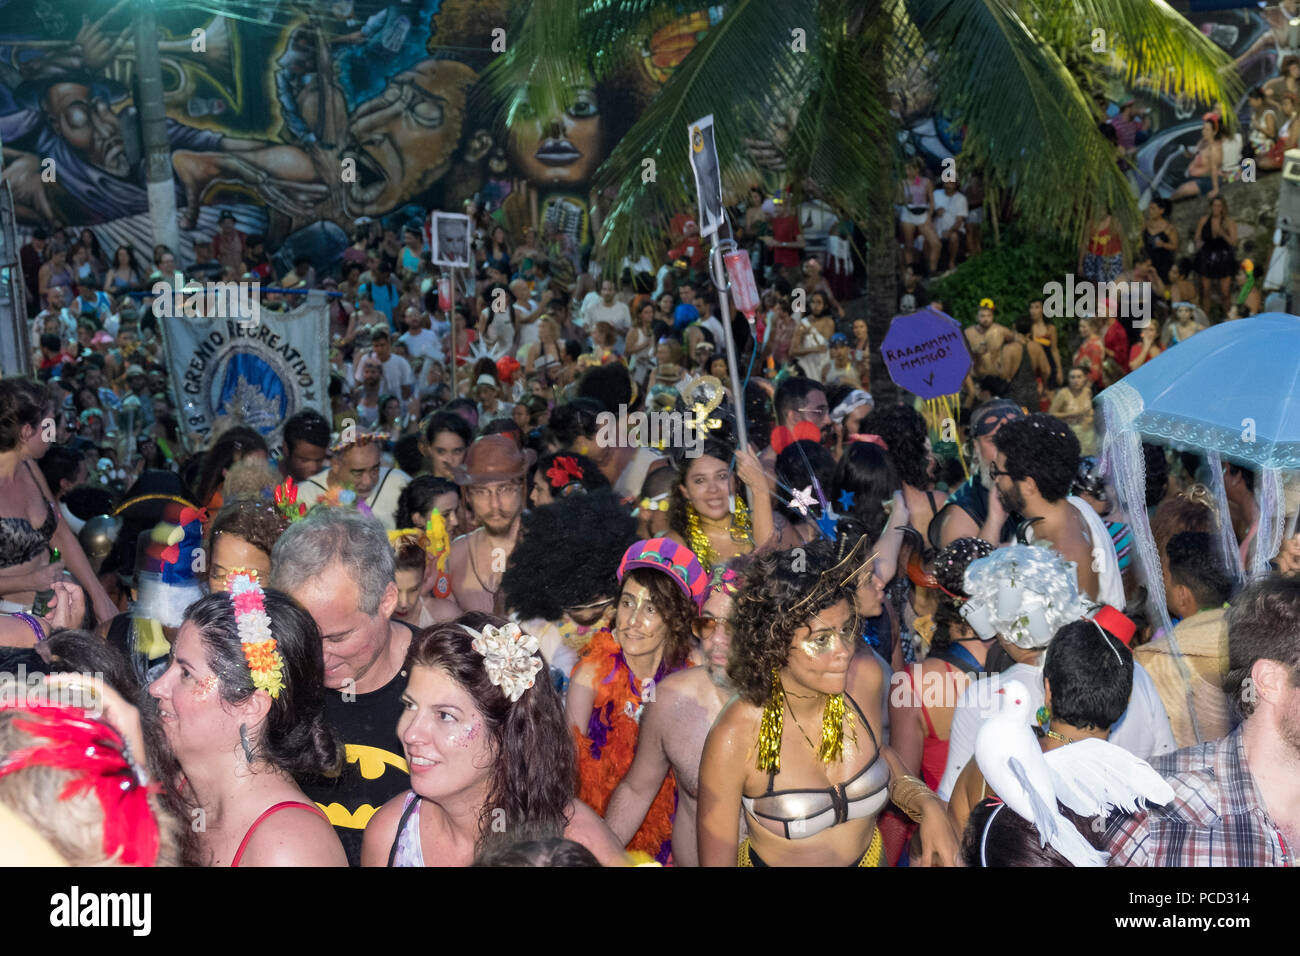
xmin=1060 ymin=0 xmax=1243 ymax=115
xmin=906 ymin=0 xmax=1136 ymax=239
xmin=783 ymin=1 xmax=895 ymax=227
xmin=589 ymin=0 xmax=824 ymax=263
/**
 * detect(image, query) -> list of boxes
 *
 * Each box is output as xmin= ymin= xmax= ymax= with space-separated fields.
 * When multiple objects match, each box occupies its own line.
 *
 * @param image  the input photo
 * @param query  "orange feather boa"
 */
xmin=572 ymin=628 xmax=691 ymax=864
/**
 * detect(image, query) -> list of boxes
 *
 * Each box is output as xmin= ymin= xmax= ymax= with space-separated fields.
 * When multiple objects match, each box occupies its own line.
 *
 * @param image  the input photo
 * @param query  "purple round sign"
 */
xmin=881 ymin=306 xmax=971 ymax=399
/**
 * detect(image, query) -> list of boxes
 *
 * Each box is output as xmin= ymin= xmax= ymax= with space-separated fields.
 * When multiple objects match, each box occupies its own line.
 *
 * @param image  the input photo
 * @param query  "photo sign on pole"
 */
xmin=881 ymin=306 xmax=971 ymax=399
xmin=688 ymin=113 xmax=746 ymax=451
xmin=429 ymin=211 xmax=472 ymax=267
xmin=688 ymin=114 xmax=725 ymax=240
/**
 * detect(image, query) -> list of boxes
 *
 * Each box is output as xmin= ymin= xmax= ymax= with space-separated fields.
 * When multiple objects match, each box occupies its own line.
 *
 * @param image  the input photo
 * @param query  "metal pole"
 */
xmin=0 ymin=179 xmax=32 ymax=376
xmin=134 ymin=0 xmax=180 ymax=258
xmin=448 ymin=269 xmax=457 ymax=398
xmin=709 ymin=236 xmax=748 ymax=452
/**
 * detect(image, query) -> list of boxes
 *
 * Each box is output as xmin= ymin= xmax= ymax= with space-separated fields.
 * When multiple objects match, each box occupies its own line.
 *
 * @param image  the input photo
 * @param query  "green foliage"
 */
xmin=926 ymin=225 xmax=1074 ymax=336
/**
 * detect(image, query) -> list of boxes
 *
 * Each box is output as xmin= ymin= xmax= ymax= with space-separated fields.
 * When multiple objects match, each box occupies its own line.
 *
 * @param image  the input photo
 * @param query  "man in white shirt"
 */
xmin=583 ymin=279 xmax=632 ymax=335
xmin=353 ymin=327 xmax=414 ymax=401
xmin=296 ymin=435 xmax=410 ymax=531
xmin=397 ymin=305 xmax=444 ymax=369
xmin=932 ymin=179 xmax=968 ymax=270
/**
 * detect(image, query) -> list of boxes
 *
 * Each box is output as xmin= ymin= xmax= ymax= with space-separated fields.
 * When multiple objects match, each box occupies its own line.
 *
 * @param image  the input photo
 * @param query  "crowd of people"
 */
xmin=4 ymin=116 xmax=1299 ymax=867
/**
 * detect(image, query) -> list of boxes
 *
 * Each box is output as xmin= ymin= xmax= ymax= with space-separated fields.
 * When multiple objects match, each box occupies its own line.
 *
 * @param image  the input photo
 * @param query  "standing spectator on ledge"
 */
xmin=212 ymin=211 xmax=248 ymax=272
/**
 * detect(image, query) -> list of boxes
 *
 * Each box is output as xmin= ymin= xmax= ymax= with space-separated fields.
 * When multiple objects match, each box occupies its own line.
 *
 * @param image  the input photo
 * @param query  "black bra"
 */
xmin=0 ymin=463 xmax=58 ymax=568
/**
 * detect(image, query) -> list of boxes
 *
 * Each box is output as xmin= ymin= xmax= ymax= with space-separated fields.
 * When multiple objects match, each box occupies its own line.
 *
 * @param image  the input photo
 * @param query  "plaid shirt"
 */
xmin=1105 ymin=725 xmax=1294 ymax=867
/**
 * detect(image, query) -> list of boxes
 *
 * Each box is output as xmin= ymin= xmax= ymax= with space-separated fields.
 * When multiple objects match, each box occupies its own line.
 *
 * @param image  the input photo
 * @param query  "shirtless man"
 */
xmin=603 ymin=572 xmax=741 ymax=865
xmin=990 ymin=414 xmax=1124 ymax=609
xmin=963 ymin=302 xmax=1009 ymax=395
xmin=435 ymin=435 xmax=528 ymax=617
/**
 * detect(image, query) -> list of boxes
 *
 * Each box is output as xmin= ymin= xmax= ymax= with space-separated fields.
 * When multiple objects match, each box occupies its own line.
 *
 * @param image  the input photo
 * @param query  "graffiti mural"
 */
xmin=0 ymin=0 xmax=716 ymax=272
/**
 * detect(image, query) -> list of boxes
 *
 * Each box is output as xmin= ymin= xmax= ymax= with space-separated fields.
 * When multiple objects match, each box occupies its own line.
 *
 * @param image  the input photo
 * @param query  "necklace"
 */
xmin=686 ymin=498 xmax=752 ymax=572
xmin=787 ymin=698 xmax=820 ymax=756
xmin=1042 ymin=726 xmax=1085 ymax=746
xmin=466 ymin=531 xmax=504 ymax=596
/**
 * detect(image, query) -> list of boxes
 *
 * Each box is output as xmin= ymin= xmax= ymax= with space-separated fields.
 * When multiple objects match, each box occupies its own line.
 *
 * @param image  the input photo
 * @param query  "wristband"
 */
xmin=11 ymin=612 xmax=47 ymax=643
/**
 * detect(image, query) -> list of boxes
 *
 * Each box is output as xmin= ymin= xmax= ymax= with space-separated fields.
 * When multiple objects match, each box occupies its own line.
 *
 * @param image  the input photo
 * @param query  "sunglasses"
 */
xmin=695 ymin=614 xmax=725 ymax=640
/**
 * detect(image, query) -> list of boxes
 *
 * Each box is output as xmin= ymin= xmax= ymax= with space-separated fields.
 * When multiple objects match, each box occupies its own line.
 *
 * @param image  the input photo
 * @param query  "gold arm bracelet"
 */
xmin=890 ymin=773 xmax=937 ymax=823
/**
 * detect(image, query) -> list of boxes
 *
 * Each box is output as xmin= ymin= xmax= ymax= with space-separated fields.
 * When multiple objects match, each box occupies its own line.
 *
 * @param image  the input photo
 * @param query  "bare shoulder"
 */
xmin=360 ymin=790 xmax=410 ymax=865
xmin=849 ymin=651 xmax=885 ymax=699
xmin=655 ymin=665 xmax=706 ymax=703
xmin=241 ymin=803 xmax=348 ymax=867
xmin=570 ymin=658 xmax=600 ymax=690
xmin=707 ymin=694 xmax=759 ymax=753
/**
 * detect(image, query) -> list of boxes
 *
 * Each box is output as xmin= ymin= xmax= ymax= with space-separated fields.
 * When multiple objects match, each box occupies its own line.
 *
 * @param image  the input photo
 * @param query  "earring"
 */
xmin=239 ymin=723 xmax=256 ymax=763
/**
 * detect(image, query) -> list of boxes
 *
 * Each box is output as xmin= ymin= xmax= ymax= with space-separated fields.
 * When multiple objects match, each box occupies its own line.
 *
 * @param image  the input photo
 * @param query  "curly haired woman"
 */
xmin=566 ymin=538 xmax=706 ymax=863
xmin=697 ymin=541 xmax=960 ymax=866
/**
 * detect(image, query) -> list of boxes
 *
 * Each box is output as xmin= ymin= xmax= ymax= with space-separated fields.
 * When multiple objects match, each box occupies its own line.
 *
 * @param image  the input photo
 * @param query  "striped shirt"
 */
xmin=1104 ymin=726 xmax=1294 ymax=867
xmin=1106 ymin=520 xmax=1132 ymax=572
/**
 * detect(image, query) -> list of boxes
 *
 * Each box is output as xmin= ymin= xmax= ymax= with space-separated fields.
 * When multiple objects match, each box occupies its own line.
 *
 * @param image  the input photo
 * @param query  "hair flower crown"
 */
xmin=461 ymin=621 xmax=543 ymax=703
xmin=227 ymin=569 xmax=285 ymax=699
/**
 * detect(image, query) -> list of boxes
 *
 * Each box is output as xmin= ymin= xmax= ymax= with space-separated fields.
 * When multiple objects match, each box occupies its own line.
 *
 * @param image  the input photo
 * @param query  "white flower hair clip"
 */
xmin=461 ymin=621 xmax=544 ymax=702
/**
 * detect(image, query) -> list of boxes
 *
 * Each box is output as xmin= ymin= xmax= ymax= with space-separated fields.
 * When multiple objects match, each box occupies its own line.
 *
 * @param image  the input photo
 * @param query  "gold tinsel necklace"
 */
xmin=685 ymin=496 xmax=752 ymax=573
xmin=756 ymin=668 xmax=855 ymax=771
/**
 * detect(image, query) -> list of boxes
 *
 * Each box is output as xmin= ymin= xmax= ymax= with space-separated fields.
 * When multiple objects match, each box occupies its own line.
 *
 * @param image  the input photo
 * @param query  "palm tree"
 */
xmin=486 ymin=0 xmax=1238 ymax=401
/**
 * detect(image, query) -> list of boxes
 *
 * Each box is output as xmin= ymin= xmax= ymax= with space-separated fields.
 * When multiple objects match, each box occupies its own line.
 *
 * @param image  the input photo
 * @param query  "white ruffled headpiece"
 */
xmin=961 ymin=544 xmax=1087 ymax=649
xmin=461 ymin=621 xmax=544 ymax=702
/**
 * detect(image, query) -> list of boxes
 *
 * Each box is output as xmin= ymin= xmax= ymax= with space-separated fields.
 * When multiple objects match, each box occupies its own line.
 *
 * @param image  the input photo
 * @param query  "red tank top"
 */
xmin=230 ymin=801 xmax=329 ymax=867
xmin=902 ymin=663 xmax=957 ymax=791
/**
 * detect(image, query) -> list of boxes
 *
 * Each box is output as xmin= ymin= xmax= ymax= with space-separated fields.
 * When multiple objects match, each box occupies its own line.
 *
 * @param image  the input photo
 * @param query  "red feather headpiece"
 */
xmin=0 ymin=703 xmax=161 ymax=866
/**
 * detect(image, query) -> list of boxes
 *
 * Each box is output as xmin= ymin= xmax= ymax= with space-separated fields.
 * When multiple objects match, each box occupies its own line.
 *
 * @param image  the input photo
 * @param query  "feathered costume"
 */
xmin=572 ymin=628 xmax=692 ymax=864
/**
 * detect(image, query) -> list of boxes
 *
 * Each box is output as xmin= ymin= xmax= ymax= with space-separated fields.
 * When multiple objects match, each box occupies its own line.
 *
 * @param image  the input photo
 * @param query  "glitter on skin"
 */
xmin=193 ymin=674 xmax=218 ymax=701
xmin=452 ymin=720 xmax=480 ymax=748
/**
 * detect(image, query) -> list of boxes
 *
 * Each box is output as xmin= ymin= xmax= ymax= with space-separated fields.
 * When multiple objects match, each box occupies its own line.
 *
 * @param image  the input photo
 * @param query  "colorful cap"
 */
xmin=618 ymin=538 xmax=707 ymax=610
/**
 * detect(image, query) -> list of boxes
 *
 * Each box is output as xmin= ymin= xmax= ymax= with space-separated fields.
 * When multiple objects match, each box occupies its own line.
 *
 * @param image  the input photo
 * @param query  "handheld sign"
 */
xmin=881 ymin=306 xmax=971 ymax=399
xmin=429 ymin=211 xmax=472 ymax=267
xmin=687 ymin=114 xmax=725 ymax=240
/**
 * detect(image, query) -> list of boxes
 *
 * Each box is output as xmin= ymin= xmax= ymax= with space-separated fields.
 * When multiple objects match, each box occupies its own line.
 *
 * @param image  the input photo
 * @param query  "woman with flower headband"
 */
xmin=567 ymin=538 xmax=707 ymax=863
xmin=111 ymin=571 xmax=347 ymax=866
xmin=360 ymin=612 xmax=627 ymax=866
xmin=665 ymin=436 xmax=774 ymax=575
xmin=698 ymin=541 xmax=961 ymax=866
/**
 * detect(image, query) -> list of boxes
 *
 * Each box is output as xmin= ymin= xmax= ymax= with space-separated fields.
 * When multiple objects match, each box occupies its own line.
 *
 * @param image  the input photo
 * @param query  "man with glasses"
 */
xmin=990 ymin=413 xmax=1123 ymax=609
xmin=930 ymin=399 xmax=1025 ymax=549
xmin=760 ymin=376 xmax=831 ymax=471
xmin=442 ymin=435 xmax=530 ymax=615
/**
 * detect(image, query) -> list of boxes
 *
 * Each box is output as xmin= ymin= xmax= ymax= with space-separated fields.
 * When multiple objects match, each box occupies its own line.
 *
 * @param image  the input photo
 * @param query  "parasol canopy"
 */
xmin=1103 ymin=313 xmax=1300 ymax=469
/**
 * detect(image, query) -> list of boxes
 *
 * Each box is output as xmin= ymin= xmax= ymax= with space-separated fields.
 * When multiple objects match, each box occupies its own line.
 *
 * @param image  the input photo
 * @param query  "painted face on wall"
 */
xmin=44 ymin=82 xmax=129 ymax=177
xmin=344 ymin=59 xmax=477 ymax=216
xmin=506 ymin=77 xmax=604 ymax=186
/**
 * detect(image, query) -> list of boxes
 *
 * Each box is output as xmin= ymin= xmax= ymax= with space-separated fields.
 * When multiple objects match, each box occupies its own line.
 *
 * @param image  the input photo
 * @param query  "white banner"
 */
xmin=160 ymin=288 xmax=330 ymax=453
